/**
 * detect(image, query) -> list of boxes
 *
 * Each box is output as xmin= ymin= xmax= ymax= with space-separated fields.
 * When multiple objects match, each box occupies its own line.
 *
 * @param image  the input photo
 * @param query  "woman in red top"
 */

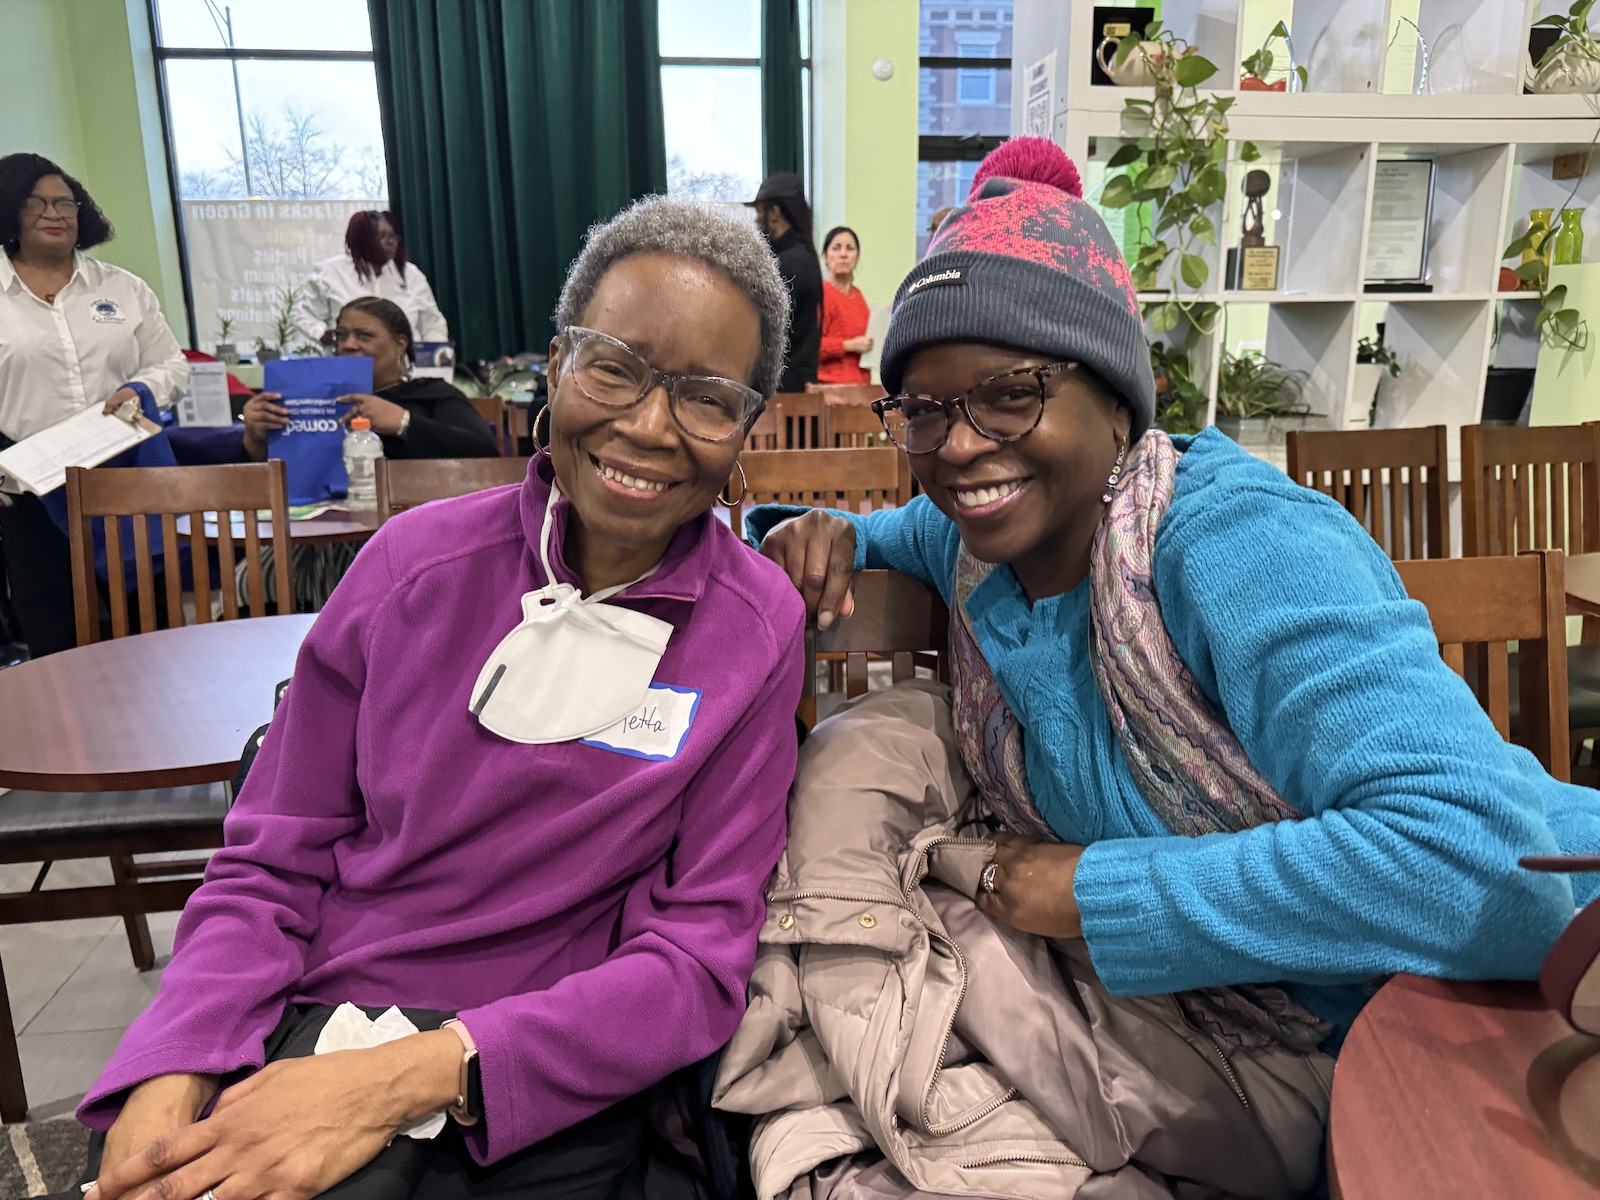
xmin=818 ymin=226 xmax=873 ymax=384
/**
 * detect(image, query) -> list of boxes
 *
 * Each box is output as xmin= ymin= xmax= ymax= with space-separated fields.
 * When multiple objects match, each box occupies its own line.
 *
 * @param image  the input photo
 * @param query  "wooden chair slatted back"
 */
xmin=1284 ymin=426 xmax=1451 ymax=559
xmin=373 ymin=457 xmax=531 ymax=517
xmin=1394 ymin=550 xmax=1571 ymax=780
xmin=730 ymin=447 xmax=907 ymax=533
xmin=65 ymin=461 xmax=293 ymax=645
xmin=769 ymin=393 xmax=830 ymax=450
xmin=1461 ymin=423 xmax=1600 ymax=558
xmin=469 ymin=395 xmax=511 ymax=456
xmin=802 ymin=570 xmax=950 ymax=728
xmin=745 ymin=408 xmax=780 ymax=452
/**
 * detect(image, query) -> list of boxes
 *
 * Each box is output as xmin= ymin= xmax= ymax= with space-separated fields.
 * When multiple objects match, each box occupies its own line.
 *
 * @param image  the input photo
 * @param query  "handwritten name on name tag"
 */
xmin=581 ymin=685 xmax=701 ymax=761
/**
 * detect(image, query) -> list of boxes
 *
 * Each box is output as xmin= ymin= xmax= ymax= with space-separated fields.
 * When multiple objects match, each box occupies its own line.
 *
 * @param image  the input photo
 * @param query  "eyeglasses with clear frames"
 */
xmin=559 ymin=326 xmax=763 ymax=444
xmin=871 ymin=361 xmax=1083 ymax=454
xmin=23 ymin=196 xmax=80 ymax=218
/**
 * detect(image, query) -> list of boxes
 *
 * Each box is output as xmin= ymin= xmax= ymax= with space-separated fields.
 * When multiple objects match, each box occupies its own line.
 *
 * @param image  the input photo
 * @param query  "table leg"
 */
xmin=0 ymin=953 xmax=28 ymax=1123
xmin=110 ymin=857 xmax=155 ymax=971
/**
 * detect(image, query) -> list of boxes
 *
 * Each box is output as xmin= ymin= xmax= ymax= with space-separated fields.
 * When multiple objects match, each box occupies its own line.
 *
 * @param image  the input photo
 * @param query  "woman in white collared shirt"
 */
xmin=293 ymin=210 xmax=448 ymax=349
xmin=0 ymin=153 xmax=187 ymax=656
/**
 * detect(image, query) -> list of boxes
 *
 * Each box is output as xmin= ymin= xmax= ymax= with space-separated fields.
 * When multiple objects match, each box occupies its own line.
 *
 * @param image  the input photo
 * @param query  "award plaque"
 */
xmin=1227 ymin=170 xmax=1281 ymax=290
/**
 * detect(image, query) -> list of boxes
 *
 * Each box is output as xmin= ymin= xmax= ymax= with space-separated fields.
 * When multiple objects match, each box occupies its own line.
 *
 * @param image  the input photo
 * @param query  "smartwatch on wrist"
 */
xmin=440 ymin=1018 xmax=481 ymax=1126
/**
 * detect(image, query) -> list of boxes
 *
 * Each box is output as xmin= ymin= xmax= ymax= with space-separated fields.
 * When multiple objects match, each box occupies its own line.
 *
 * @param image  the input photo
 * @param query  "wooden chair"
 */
xmin=469 ymin=394 xmax=512 ymax=456
xmin=1285 ymin=426 xmax=1451 ymax=559
xmin=745 ymin=408 xmax=779 ymax=452
xmin=769 ymin=393 xmax=831 ymax=450
xmin=374 ymin=457 xmax=530 ymax=517
xmin=1395 ymin=550 xmax=1571 ymax=781
xmin=729 ymin=446 xmax=907 ymax=535
xmin=1460 ymin=422 xmax=1600 ymax=776
xmin=802 ymin=569 xmax=950 ymax=728
xmin=66 ymin=460 xmax=293 ymax=645
xmin=0 ymin=463 xmax=294 ymax=1119
xmin=828 ymin=402 xmax=890 ymax=449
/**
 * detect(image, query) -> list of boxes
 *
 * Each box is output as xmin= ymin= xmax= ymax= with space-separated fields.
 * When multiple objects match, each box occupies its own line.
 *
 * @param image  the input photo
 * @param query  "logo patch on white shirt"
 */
xmin=89 ymin=298 xmax=125 ymax=324
xmin=581 ymin=685 xmax=700 ymax=761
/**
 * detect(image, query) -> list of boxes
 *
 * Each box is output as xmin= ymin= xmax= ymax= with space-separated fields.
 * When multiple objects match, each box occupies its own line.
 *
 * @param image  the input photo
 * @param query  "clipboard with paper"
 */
xmin=0 ymin=401 xmax=160 ymax=496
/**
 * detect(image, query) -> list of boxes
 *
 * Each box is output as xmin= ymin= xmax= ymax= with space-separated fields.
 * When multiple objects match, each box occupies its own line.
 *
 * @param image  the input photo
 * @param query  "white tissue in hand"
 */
xmin=312 ymin=1002 xmax=448 ymax=1139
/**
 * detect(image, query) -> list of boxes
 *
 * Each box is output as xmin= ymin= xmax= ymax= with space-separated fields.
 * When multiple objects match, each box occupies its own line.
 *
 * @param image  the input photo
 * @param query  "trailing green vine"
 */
xmin=1098 ymin=22 xmax=1257 ymax=337
xmin=1501 ymin=125 xmax=1598 ymax=352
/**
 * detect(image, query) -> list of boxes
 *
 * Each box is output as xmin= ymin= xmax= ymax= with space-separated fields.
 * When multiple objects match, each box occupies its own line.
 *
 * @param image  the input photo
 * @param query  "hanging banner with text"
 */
xmin=181 ymin=198 xmax=386 ymax=354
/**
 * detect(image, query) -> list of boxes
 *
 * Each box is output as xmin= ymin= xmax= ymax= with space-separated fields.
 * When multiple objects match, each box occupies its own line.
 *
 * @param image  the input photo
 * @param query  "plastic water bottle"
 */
xmin=343 ymin=417 xmax=383 ymax=511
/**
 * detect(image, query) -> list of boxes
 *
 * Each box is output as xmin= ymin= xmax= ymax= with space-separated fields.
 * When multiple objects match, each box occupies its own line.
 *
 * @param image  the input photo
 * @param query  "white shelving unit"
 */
xmin=1011 ymin=0 xmax=1600 ymax=470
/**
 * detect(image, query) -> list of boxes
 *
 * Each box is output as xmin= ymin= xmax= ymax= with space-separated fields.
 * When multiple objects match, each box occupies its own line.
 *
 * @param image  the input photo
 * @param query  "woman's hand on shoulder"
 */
xmin=976 ymin=832 xmax=1085 ymax=939
xmin=760 ymin=509 xmax=858 ymax=630
xmin=87 ymin=1033 xmax=460 ymax=1200
xmin=240 ymin=392 xmax=290 ymax=462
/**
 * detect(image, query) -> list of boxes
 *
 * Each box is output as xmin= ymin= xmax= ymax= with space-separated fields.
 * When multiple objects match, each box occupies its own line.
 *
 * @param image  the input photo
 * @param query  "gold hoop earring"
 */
xmin=531 ymin=405 xmax=553 ymax=458
xmin=717 ymin=461 xmax=748 ymax=508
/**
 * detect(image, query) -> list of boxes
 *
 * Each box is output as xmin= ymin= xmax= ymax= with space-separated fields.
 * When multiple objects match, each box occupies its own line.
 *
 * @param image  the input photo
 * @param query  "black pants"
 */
xmin=80 ymin=1004 xmax=648 ymax=1200
xmin=0 ymin=491 xmax=77 ymax=657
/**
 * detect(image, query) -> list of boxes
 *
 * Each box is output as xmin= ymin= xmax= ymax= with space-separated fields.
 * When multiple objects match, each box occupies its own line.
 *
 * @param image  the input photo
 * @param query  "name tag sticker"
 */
xmin=581 ymin=685 xmax=701 ymax=761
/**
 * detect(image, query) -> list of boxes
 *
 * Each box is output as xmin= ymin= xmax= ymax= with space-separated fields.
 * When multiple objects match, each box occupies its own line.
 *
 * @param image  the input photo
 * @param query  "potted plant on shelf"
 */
xmin=1240 ymin=21 xmax=1306 ymax=92
xmin=1528 ymin=0 xmax=1600 ymax=94
xmin=1353 ymin=329 xmax=1401 ymax=428
xmin=1099 ymin=21 xmax=1258 ymax=336
xmin=1213 ymin=350 xmax=1310 ymax=445
xmin=214 ymin=315 xmax=238 ymax=366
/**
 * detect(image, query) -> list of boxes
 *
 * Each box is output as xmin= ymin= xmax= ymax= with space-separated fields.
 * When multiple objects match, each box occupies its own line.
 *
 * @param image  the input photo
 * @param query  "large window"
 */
xmin=151 ymin=0 xmax=389 ymax=352
xmin=659 ymin=0 xmax=811 ymax=203
xmin=917 ymin=3 xmax=1012 ymax=257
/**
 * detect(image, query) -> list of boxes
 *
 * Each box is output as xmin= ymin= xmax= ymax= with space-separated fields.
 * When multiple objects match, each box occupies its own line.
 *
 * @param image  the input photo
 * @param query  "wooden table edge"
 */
xmin=0 ymin=762 xmax=236 ymax=793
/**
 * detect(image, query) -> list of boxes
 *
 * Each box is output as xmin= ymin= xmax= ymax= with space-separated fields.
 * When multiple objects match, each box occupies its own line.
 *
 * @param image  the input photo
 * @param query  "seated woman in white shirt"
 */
xmin=295 ymin=210 xmax=448 ymax=349
xmin=0 ymin=152 xmax=188 ymax=656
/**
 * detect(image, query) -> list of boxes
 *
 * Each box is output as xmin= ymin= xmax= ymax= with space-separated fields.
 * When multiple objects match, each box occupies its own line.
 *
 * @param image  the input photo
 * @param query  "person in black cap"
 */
xmin=748 ymin=172 xmax=821 ymax=392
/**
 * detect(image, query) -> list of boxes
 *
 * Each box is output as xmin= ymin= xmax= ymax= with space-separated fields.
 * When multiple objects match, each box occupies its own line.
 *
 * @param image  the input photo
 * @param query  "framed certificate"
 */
xmin=1364 ymin=160 xmax=1435 ymax=284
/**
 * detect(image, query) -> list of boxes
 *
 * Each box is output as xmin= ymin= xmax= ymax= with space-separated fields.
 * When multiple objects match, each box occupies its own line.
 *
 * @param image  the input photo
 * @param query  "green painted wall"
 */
xmin=3 ymin=0 xmax=187 ymax=340
xmin=815 ymin=0 xmax=920 ymax=316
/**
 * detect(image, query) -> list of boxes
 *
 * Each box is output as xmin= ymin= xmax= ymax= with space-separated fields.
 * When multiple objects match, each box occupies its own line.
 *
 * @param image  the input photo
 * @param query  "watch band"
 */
xmin=397 ymin=409 xmax=413 ymax=439
xmin=440 ymin=1018 xmax=481 ymax=1125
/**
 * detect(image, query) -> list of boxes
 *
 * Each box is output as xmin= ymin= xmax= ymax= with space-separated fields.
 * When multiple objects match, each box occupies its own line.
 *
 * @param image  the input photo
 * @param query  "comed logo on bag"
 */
xmin=289 ymin=418 xmax=344 ymax=434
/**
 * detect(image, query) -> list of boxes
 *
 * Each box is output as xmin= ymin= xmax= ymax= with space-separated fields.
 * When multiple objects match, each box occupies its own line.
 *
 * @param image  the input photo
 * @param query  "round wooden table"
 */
xmin=174 ymin=509 xmax=382 ymax=545
xmin=1330 ymin=974 xmax=1600 ymax=1198
xmin=0 ymin=615 xmax=315 ymax=792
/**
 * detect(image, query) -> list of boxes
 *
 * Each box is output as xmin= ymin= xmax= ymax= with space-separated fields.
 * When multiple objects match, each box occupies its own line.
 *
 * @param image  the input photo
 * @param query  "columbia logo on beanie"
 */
xmin=906 ymin=268 xmax=966 ymax=294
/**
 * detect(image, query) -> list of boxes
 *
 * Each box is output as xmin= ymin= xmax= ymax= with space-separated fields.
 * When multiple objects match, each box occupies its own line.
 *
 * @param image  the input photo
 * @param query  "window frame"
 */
xmin=144 ymin=2 xmax=382 ymax=345
xmin=658 ymin=10 xmax=814 ymax=203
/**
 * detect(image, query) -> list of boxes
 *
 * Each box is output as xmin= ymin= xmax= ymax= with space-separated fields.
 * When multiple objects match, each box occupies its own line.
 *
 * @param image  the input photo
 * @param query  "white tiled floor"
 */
xmin=1 ymin=857 xmax=176 ymax=1123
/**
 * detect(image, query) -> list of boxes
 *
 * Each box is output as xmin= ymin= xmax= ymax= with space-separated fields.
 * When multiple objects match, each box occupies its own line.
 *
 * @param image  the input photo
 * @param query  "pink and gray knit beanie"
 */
xmin=881 ymin=137 xmax=1156 ymax=441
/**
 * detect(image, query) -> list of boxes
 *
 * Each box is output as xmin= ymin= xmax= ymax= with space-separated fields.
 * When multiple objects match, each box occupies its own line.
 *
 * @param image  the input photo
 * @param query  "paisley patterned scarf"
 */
xmin=949 ymin=429 xmax=1331 ymax=1053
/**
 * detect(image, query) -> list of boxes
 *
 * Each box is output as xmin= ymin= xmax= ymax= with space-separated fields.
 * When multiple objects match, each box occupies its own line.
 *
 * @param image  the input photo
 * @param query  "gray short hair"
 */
xmin=555 ymin=195 xmax=790 ymax=399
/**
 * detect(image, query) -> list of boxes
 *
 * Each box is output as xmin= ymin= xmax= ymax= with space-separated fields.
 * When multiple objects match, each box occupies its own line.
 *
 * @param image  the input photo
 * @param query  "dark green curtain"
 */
xmin=760 ymin=0 xmax=805 ymax=178
xmin=370 ymin=0 xmax=667 ymax=361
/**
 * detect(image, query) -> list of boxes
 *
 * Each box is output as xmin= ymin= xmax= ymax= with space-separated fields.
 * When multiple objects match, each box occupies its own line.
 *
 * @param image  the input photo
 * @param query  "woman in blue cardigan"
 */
xmin=759 ymin=138 xmax=1600 ymax=1186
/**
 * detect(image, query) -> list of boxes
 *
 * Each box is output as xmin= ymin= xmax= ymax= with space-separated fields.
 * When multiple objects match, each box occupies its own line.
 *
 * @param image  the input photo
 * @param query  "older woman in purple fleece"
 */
xmin=79 ymin=197 xmax=803 ymax=1200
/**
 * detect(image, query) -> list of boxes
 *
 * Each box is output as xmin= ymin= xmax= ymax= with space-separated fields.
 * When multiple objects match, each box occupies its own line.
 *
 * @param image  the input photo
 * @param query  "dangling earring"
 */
xmin=531 ymin=405 xmax=553 ymax=458
xmin=717 ymin=461 xmax=748 ymax=508
xmin=1101 ymin=440 xmax=1126 ymax=504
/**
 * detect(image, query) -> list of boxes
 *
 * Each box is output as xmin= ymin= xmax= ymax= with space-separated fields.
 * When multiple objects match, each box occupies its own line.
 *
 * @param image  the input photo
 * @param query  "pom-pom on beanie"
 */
xmin=880 ymin=137 xmax=1157 ymax=442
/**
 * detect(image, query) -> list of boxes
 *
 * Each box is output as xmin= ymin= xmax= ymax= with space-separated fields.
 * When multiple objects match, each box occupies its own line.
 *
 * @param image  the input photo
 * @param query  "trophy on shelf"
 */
xmin=1226 ymin=170 xmax=1281 ymax=291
